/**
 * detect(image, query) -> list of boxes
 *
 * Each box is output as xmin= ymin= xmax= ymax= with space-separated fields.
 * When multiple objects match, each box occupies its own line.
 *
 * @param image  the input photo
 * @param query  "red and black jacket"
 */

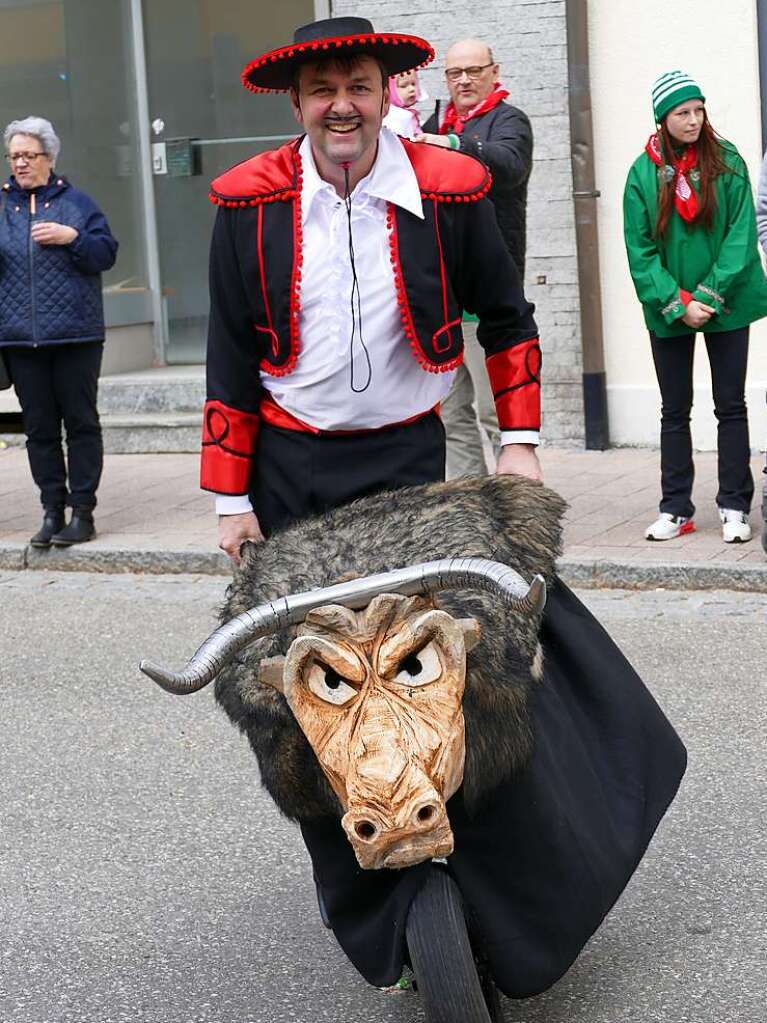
xmin=202 ymin=137 xmax=541 ymax=495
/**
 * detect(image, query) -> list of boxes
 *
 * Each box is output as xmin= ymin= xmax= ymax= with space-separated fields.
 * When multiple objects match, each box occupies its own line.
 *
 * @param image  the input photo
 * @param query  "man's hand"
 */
xmin=30 ymin=222 xmax=78 ymax=246
xmin=682 ymin=300 xmax=715 ymax=329
xmin=496 ymin=443 xmax=543 ymax=482
xmin=218 ymin=511 xmax=265 ymax=566
xmin=412 ymin=132 xmax=451 ymax=148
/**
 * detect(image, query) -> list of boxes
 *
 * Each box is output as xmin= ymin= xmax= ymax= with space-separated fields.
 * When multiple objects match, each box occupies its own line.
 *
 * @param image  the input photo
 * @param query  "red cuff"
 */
xmin=679 ymin=289 xmax=693 ymax=306
xmin=200 ymin=399 xmax=260 ymax=494
xmin=485 ymin=338 xmax=542 ymax=432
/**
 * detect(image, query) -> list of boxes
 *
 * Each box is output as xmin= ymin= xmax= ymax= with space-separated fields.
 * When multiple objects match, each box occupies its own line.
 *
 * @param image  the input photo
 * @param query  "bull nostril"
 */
xmin=355 ymin=820 xmax=377 ymax=841
xmin=417 ymin=804 xmax=436 ymax=823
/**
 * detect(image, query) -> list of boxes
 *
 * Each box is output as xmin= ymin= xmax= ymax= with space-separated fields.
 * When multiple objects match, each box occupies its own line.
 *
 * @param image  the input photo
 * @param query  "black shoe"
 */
xmin=51 ymin=508 xmax=96 ymax=546
xmin=30 ymin=506 xmax=66 ymax=548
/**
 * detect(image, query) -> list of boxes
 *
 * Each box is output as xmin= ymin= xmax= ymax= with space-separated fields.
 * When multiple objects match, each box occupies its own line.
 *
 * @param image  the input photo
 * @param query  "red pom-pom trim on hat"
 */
xmin=241 ymin=33 xmax=435 ymax=94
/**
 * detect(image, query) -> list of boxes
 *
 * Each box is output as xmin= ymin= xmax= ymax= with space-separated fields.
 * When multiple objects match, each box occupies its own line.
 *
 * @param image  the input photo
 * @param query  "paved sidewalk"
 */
xmin=1 ymin=443 xmax=766 ymax=589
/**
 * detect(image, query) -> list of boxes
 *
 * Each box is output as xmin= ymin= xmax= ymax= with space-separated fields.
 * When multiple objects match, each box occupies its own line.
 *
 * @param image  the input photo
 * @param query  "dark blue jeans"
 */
xmin=650 ymin=327 xmax=753 ymax=517
xmin=5 ymin=341 xmax=103 ymax=509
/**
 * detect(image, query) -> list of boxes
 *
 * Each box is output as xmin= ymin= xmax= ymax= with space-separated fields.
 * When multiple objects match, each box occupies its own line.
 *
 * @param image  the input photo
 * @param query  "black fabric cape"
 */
xmin=300 ymin=579 xmax=686 ymax=998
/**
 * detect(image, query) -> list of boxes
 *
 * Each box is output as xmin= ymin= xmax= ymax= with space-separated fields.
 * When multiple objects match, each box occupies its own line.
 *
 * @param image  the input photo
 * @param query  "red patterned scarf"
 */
xmin=439 ymin=84 xmax=509 ymax=135
xmin=645 ymin=133 xmax=699 ymax=222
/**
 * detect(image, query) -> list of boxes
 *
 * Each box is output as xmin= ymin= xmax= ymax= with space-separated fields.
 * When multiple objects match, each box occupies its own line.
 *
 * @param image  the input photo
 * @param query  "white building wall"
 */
xmin=589 ymin=0 xmax=767 ymax=450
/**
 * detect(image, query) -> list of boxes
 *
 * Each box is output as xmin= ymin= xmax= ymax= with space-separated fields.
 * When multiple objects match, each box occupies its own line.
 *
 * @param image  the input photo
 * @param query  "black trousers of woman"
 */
xmin=650 ymin=326 xmax=753 ymax=517
xmin=5 ymin=341 xmax=104 ymax=510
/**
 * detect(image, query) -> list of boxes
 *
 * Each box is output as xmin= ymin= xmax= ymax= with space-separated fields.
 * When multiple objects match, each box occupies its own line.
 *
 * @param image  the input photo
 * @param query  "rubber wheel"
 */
xmin=406 ymin=868 xmax=496 ymax=1023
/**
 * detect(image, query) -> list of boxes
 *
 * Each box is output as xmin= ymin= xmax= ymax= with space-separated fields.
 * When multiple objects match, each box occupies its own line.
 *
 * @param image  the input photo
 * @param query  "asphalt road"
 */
xmin=1 ymin=571 xmax=765 ymax=1023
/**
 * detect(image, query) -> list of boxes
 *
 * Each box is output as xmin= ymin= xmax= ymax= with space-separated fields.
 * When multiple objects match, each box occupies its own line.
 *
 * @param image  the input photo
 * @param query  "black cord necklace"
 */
xmin=342 ymin=162 xmax=372 ymax=393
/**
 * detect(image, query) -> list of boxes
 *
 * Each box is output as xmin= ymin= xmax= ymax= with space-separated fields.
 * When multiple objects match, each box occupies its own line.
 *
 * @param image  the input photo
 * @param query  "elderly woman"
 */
xmin=0 ymin=116 xmax=118 ymax=546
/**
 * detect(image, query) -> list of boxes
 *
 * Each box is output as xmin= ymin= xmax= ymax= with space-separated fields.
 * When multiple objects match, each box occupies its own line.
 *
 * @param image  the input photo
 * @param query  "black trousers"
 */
xmin=650 ymin=327 xmax=753 ymax=517
xmin=5 ymin=341 xmax=104 ymax=510
xmin=251 ymin=411 xmax=446 ymax=536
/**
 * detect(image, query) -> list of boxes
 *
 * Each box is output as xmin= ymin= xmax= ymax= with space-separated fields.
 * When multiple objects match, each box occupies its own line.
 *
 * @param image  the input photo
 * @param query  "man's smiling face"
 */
xmin=291 ymin=55 xmax=389 ymax=172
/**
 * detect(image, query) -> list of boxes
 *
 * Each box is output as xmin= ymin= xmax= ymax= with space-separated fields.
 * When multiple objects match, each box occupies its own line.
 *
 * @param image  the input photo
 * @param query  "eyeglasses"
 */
xmin=5 ymin=151 xmax=46 ymax=164
xmin=445 ymin=63 xmax=494 ymax=82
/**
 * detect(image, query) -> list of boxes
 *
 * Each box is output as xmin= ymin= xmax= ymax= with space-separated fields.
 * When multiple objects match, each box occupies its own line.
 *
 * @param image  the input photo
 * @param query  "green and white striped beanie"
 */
xmin=651 ymin=70 xmax=705 ymax=123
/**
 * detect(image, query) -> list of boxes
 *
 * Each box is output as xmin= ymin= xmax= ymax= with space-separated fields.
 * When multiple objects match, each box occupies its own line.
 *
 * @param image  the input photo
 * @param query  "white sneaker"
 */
xmin=645 ymin=513 xmax=696 ymax=541
xmin=719 ymin=508 xmax=752 ymax=543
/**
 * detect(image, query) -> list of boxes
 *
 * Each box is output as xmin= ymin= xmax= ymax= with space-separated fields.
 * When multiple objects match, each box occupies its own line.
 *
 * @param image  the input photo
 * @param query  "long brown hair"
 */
xmin=655 ymin=111 xmax=730 ymax=237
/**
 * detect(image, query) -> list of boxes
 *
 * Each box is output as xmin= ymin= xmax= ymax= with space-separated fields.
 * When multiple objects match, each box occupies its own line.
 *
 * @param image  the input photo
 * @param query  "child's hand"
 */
xmin=413 ymin=132 xmax=451 ymax=148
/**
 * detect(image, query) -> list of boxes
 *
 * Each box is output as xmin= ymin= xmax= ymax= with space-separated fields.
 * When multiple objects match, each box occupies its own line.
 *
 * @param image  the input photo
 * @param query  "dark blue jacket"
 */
xmin=0 ymin=174 xmax=118 ymax=347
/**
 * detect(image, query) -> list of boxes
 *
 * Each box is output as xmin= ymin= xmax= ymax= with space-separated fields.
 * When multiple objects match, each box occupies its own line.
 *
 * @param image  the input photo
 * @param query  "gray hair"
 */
xmin=4 ymin=116 xmax=61 ymax=167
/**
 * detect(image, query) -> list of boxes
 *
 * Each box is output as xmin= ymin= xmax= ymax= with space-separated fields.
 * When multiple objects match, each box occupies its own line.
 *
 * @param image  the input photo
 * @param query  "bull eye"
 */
xmin=400 ymin=654 xmax=422 ymax=676
xmin=324 ymin=668 xmax=342 ymax=689
xmin=306 ymin=661 xmax=358 ymax=707
xmin=393 ymin=641 xmax=442 ymax=688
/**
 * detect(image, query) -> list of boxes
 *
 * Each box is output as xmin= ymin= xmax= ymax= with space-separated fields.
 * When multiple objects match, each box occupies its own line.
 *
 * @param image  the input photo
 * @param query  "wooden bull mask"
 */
xmin=258 ymin=594 xmax=481 ymax=869
xmin=140 ymin=557 xmax=546 ymax=870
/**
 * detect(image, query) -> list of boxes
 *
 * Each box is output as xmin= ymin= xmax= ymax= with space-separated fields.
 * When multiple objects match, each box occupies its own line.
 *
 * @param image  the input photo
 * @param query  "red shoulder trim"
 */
xmin=209 ymin=141 xmax=301 ymax=207
xmin=400 ymin=138 xmax=492 ymax=202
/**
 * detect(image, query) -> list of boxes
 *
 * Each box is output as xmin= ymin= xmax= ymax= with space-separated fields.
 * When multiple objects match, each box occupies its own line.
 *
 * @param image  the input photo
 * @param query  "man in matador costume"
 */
xmin=202 ymin=15 xmax=542 ymax=561
xmin=193 ymin=15 xmax=687 ymax=1002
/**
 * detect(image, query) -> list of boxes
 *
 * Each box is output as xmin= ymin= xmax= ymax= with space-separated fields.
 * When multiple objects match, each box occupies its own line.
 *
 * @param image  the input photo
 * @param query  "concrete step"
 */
xmin=1 ymin=366 xmax=206 ymax=453
xmin=98 ymin=365 xmax=205 ymax=414
xmin=100 ymin=412 xmax=201 ymax=453
xmin=1 ymin=413 xmax=202 ymax=454
xmin=98 ymin=367 xmax=204 ymax=451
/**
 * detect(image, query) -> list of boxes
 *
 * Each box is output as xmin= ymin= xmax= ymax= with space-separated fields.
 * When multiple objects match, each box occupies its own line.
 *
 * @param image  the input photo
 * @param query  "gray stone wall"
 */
xmin=330 ymin=0 xmax=585 ymax=445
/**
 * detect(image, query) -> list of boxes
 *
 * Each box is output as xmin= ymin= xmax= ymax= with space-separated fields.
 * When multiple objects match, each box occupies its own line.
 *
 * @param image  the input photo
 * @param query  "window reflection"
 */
xmin=0 ymin=0 xmax=316 ymax=354
xmin=143 ymin=0 xmax=313 ymax=362
xmin=0 ymin=0 xmax=147 ymax=297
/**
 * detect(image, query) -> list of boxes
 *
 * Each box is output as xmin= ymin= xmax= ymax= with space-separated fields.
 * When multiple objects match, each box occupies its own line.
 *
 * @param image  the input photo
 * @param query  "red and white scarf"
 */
xmin=439 ymin=84 xmax=509 ymax=135
xmin=645 ymin=132 xmax=699 ymax=222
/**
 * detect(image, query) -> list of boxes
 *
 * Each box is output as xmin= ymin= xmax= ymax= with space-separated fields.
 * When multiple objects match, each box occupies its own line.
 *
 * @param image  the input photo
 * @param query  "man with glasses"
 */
xmin=417 ymin=39 xmax=534 ymax=478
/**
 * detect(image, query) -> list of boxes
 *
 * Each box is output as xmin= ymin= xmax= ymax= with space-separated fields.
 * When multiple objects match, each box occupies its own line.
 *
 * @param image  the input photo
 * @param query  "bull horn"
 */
xmin=139 ymin=557 xmax=546 ymax=696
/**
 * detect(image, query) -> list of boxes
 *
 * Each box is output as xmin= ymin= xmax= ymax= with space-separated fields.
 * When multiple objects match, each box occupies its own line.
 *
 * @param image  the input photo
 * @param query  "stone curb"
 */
xmin=0 ymin=542 xmax=229 ymax=576
xmin=0 ymin=543 xmax=27 ymax=571
xmin=2 ymin=541 xmax=767 ymax=592
xmin=557 ymin=556 xmax=767 ymax=593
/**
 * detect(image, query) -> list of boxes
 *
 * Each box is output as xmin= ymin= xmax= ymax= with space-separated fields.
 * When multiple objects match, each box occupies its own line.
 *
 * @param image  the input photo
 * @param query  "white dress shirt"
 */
xmin=264 ymin=128 xmax=452 ymax=431
xmin=216 ymin=128 xmax=536 ymax=515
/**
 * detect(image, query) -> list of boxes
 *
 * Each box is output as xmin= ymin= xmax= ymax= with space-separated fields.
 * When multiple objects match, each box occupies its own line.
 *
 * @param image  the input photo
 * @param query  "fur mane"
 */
xmin=215 ymin=475 xmax=566 ymax=820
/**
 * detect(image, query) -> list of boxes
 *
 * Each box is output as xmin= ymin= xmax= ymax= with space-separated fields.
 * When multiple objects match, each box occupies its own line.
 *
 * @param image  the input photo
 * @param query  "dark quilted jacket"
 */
xmin=0 ymin=174 xmax=118 ymax=347
xmin=423 ymin=101 xmax=532 ymax=279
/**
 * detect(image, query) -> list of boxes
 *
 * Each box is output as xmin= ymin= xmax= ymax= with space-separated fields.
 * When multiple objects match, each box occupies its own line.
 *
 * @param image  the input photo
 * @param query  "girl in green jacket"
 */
xmin=623 ymin=70 xmax=767 ymax=543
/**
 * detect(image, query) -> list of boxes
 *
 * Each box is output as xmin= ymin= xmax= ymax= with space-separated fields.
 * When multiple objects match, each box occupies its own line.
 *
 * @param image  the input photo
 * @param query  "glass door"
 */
xmin=142 ymin=0 xmax=316 ymax=363
xmin=0 ymin=0 xmax=147 ymax=316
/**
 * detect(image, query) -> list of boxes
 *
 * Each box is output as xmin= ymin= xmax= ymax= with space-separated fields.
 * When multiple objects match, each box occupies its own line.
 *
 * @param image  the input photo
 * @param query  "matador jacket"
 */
xmin=202 ymin=136 xmax=541 ymax=495
xmin=623 ymin=140 xmax=767 ymax=337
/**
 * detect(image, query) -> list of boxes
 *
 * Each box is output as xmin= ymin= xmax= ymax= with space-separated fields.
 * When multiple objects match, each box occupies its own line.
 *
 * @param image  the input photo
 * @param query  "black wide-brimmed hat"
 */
xmin=241 ymin=16 xmax=434 ymax=94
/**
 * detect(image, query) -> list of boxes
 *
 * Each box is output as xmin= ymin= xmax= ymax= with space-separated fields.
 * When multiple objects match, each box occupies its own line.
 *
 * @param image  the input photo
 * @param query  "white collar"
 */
xmin=299 ymin=127 xmax=424 ymax=223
